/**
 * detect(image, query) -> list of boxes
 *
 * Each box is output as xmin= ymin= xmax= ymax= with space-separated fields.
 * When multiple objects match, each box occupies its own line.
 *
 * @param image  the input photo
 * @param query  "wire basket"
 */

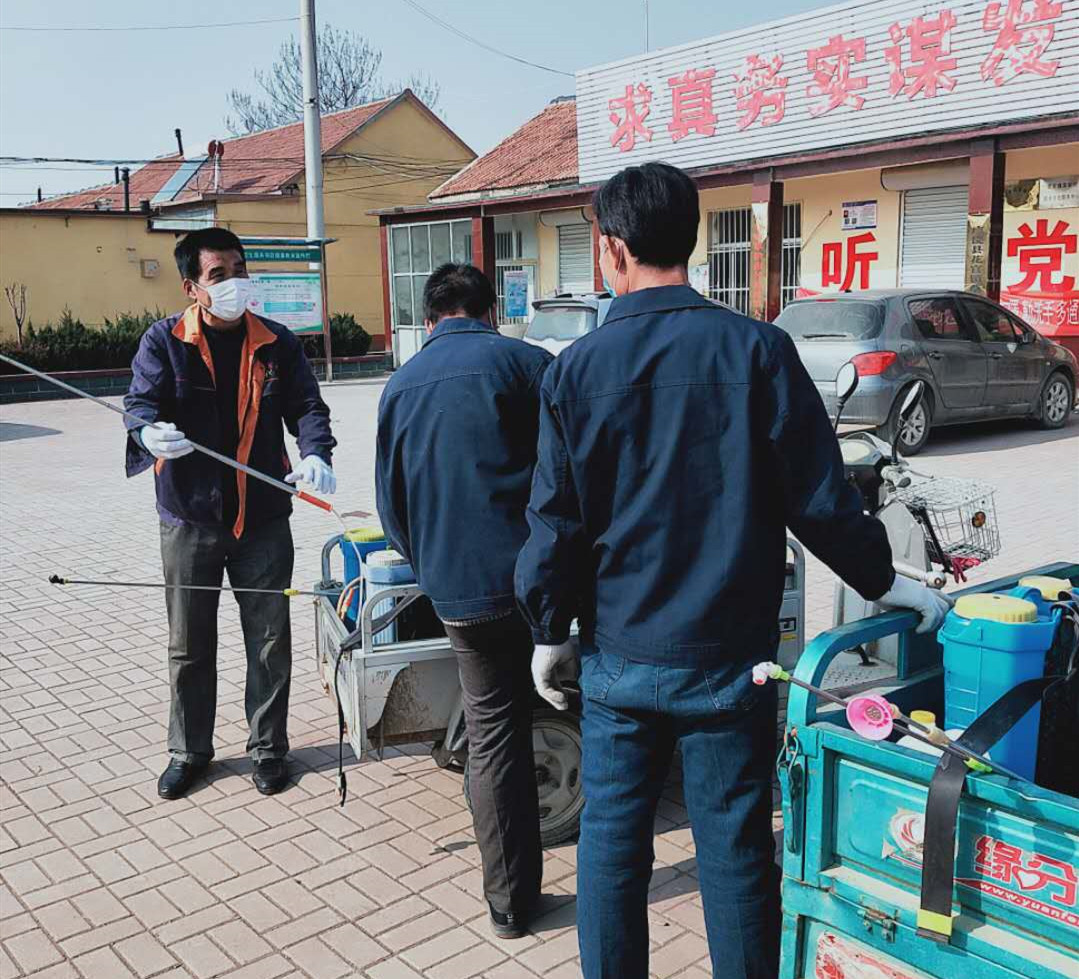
xmin=893 ymin=476 xmax=1001 ymax=566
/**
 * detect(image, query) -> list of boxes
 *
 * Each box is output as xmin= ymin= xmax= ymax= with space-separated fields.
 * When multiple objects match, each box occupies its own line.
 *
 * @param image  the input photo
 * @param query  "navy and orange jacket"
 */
xmin=124 ymin=306 xmax=335 ymax=537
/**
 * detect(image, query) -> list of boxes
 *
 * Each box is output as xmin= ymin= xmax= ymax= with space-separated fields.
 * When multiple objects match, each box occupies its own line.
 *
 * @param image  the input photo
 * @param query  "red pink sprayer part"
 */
xmin=751 ymin=662 xmax=1025 ymax=782
xmin=846 ymin=695 xmax=897 ymax=741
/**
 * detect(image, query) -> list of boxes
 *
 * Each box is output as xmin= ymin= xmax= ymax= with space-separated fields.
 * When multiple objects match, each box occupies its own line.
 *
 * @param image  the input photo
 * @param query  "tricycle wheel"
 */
xmin=463 ymin=708 xmax=584 ymax=847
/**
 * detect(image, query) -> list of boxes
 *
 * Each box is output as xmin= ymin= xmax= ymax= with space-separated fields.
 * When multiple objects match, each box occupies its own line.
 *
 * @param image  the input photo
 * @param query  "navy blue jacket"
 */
xmin=124 ymin=306 xmax=335 ymax=538
xmin=376 ymin=318 xmax=553 ymax=623
xmin=514 ymin=285 xmax=893 ymax=667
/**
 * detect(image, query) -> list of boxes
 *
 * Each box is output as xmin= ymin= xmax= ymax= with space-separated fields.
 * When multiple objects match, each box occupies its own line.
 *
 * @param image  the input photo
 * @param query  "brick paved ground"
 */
xmin=1 ymin=381 xmax=1076 ymax=979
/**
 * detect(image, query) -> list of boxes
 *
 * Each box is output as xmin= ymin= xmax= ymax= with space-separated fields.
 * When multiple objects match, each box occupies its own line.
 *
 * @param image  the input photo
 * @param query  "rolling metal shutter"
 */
xmin=899 ymin=186 xmax=969 ymax=289
xmin=558 ymin=224 xmax=593 ymax=295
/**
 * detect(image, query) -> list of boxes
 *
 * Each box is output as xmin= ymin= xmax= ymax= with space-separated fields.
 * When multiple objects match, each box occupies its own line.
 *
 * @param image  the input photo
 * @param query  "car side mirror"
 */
xmin=1020 ymin=330 xmax=1036 ymax=345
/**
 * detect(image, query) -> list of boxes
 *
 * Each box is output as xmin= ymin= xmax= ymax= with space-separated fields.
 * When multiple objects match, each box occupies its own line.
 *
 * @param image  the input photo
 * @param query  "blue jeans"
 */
xmin=577 ymin=650 xmax=780 ymax=979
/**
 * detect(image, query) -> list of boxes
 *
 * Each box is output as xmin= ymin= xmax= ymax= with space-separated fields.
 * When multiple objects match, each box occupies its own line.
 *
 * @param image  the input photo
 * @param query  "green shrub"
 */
xmin=0 ymin=308 xmax=372 ymax=374
xmin=303 ymin=313 xmax=372 ymax=359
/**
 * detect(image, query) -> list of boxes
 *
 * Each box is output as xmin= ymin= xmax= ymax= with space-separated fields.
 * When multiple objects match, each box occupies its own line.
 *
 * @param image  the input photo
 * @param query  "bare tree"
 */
xmin=226 ymin=24 xmax=441 ymax=135
xmin=4 ymin=282 xmax=28 ymax=348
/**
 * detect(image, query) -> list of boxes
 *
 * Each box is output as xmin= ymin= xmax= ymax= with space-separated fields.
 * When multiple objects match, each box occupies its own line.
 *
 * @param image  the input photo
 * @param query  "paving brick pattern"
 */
xmin=2 ymin=382 xmax=1077 ymax=978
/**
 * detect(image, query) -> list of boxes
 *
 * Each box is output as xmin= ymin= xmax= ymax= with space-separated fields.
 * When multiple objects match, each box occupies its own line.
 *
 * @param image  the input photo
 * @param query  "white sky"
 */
xmin=0 ymin=0 xmax=826 ymax=205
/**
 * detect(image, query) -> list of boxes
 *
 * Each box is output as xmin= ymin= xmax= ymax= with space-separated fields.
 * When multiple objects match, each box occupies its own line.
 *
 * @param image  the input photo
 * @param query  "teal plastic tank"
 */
xmin=939 ymin=592 xmax=1057 ymax=780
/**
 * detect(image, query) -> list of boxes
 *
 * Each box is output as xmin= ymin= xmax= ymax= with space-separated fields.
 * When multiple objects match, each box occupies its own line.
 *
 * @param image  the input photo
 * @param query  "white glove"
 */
xmin=139 ymin=422 xmax=194 ymax=460
xmin=877 ymin=574 xmax=954 ymax=635
xmin=531 ymin=641 xmax=577 ymax=711
xmin=285 ymin=455 xmax=336 ymax=495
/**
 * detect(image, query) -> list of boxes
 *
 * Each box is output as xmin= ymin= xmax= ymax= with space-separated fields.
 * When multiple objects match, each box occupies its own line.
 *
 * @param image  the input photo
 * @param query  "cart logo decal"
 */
xmin=815 ymin=933 xmax=928 ymax=979
xmin=882 ymin=814 xmax=1079 ymax=930
xmin=957 ymin=834 xmax=1079 ymax=929
xmin=881 ymin=810 xmax=924 ymax=865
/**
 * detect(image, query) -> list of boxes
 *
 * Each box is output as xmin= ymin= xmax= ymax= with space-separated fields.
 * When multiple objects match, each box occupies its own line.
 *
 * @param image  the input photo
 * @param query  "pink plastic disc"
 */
xmin=846 ymin=695 xmax=895 ymax=741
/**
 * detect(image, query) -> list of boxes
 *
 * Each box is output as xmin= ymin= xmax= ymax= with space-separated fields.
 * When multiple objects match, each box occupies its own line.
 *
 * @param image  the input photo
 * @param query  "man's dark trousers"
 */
xmin=442 ymin=613 xmax=543 ymax=915
xmin=160 ymin=516 xmax=294 ymax=763
xmin=576 ymin=650 xmax=780 ymax=979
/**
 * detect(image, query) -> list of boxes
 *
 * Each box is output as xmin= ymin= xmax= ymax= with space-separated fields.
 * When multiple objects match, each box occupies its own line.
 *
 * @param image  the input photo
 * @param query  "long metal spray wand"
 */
xmin=49 ymin=575 xmax=335 ymax=599
xmin=754 ymin=662 xmax=1027 ymax=782
xmin=0 ymin=353 xmax=367 ymax=522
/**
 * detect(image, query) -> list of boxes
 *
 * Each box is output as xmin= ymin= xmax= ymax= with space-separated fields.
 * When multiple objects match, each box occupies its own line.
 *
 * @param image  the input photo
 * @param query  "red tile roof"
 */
xmin=30 ymin=97 xmax=399 ymax=211
xmin=31 ymin=156 xmax=184 ymax=211
xmin=431 ymin=98 xmax=578 ymax=199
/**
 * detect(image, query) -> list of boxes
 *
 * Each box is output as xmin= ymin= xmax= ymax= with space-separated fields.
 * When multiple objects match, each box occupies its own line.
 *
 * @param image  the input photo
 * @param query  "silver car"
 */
xmin=523 ymin=294 xmax=614 ymax=356
xmin=774 ymin=290 xmax=1078 ymax=454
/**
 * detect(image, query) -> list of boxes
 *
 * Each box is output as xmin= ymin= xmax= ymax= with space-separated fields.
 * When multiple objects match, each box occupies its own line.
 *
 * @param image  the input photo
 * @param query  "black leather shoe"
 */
xmin=252 ymin=758 xmax=289 ymax=796
xmin=157 ymin=759 xmax=207 ymax=800
xmin=488 ymin=902 xmax=529 ymax=940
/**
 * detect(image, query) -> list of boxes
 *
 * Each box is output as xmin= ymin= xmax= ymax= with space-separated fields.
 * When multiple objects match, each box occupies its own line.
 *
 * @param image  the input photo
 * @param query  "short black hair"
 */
xmin=174 ymin=227 xmax=246 ymax=281
xmin=592 ymin=162 xmax=699 ymax=268
xmin=423 ymin=263 xmax=497 ymax=324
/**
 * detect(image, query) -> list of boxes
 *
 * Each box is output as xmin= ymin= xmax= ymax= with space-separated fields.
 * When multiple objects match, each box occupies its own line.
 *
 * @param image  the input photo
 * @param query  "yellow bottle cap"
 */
xmin=910 ymin=710 xmax=937 ymax=727
xmin=1019 ymin=576 xmax=1072 ymax=601
xmin=955 ymin=593 xmax=1038 ymax=624
xmin=345 ymin=526 xmax=385 ymax=543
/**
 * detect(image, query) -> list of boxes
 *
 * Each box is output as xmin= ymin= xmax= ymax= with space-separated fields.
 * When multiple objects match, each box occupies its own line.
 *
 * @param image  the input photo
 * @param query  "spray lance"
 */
xmin=0 ymin=352 xmax=361 ymax=521
xmin=752 ymin=661 xmax=1028 ymax=783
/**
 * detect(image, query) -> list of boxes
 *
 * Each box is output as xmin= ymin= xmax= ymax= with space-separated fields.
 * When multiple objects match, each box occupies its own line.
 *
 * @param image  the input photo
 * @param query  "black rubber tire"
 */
xmin=1035 ymin=371 xmax=1074 ymax=430
xmin=463 ymin=708 xmax=584 ymax=848
xmin=877 ymin=385 xmax=932 ymax=456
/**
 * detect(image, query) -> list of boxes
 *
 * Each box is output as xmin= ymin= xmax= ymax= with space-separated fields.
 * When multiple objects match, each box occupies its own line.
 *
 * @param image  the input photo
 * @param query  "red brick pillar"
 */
xmin=750 ymin=172 xmax=784 ymax=322
xmin=471 ymin=215 xmax=497 ymax=326
xmin=965 ymin=139 xmax=1006 ymax=301
xmin=379 ymin=222 xmax=393 ymax=353
xmin=592 ymin=218 xmax=605 ymax=292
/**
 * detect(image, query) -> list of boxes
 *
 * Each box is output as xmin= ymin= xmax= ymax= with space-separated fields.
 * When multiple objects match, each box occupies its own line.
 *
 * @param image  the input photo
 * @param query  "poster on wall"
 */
xmin=689 ymin=263 xmax=709 ymax=297
xmin=247 ymin=273 xmax=323 ymax=334
xmin=999 ymin=208 xmax=1079 ymax=344
xmin=842 ymin=200 xmax=877 ymax=231
xmin=503 ymin=270 xmax=530 ymax=319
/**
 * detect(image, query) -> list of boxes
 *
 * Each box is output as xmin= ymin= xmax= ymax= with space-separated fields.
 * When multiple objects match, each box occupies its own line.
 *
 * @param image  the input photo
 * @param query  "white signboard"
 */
xmin=577 ymin=0 xmax=1079 ymax=184
xmin=842 ymin=199 xmax=878 ymax=230
xmin=247 ymin=273 xmax=323 ymax=334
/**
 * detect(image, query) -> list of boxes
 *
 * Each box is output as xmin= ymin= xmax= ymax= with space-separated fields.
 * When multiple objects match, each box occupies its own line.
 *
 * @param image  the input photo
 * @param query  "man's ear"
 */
xmin=182 ymin=279 xmax=200 ymax=303
xmin=424 ymin=319 xmax=436 ymax=335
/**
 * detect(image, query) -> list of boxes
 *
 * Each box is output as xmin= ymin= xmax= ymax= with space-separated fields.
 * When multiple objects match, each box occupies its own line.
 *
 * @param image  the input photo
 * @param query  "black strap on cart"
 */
xmin=918 ymin=608 xmax=1078 ymax=942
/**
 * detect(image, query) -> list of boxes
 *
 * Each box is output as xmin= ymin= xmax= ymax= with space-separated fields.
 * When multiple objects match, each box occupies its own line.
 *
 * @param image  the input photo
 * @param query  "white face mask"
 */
xmin=201 ymin=277 xmax=254 ymax=321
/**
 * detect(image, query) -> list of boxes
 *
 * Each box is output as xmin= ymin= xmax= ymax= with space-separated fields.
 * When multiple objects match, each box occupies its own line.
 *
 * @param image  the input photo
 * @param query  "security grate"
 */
xmin=781 ymin=202 xmax=802 ymax=310
xmin=708 ymin=207 xmax=751 ymax=315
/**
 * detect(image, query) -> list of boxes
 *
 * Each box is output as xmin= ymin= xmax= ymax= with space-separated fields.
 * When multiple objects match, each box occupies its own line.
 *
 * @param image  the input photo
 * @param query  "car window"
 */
xmin=773 ymin=300 xmax=884 ymax=340
xmin=962 ymin=299 xmax=1020 ymax=343
xmin=525 ymin=307 xmax=594 ymax=342
xmin=908 ymin=297 xmax=971 ymax=341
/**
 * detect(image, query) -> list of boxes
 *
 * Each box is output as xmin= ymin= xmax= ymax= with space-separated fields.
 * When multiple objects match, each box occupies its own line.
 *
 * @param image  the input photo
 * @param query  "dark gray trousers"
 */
xmin=443 ymin=613 xmax=543 ymax=915
xmin=160 ymin=516 xmax=294 ymax=764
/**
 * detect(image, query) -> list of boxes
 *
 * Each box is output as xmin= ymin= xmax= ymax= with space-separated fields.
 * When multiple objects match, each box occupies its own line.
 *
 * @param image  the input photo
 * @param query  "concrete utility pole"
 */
xmin=299 ymin=0 xmax=333 ymax=379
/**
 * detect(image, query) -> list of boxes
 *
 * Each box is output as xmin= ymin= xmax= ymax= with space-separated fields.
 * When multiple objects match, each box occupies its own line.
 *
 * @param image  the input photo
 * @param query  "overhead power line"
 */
xmin=397 ymin=0 xmax=573 ymax=78
xmin=0 ymin=16 xmax=298 ymax=32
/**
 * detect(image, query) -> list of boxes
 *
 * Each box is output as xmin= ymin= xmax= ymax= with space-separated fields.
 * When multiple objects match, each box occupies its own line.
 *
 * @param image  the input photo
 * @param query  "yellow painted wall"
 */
xmin=0 ymin=212 xmax=180 ymax=339
xmin=536 ymin=219 xmax=560 ymax=297
xmin=786 ymin=168 xmax=902 ymax=294
xmin=1005 ymin=143 xmax=1079 ymax=182
xmin=220 ymin=98 xmax=473 ymax=345
xmin=0 ymin=97 xmax=472 ymax=344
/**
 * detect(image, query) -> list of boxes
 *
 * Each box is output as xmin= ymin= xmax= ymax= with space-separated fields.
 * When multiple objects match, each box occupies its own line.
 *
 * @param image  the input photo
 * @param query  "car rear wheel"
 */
xmin=878 ymin=387 xmax=931 ymax=456
xmin=1036 ymin=372 xmax=1073 ymax=430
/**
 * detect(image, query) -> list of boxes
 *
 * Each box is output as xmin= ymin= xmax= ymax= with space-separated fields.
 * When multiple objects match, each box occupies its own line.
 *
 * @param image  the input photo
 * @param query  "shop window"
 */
xmin=708 ymin=207 xmax=750 ymax=314
xmin=389 ymin=220 xmax=472 ymax=326
xmin=781 ymin=203 xmax=802 ymax=310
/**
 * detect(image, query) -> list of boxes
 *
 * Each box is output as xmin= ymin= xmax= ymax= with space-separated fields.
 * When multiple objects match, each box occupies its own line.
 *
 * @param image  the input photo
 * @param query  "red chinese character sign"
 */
xmin=578 ymin=0 xmax=1079 ymax=184
xmin=733 ymin=55 xmax=788 ymax=129
xmin=981 ymin=0 xmax=1063 ymax=85
xmin=668 ymin=69 xmax=718 ymax=141
xmin=806 ymin=34 xmax=868 ymax=116
xmin=886 ymin=10 xmax=959 ymax=99
xmin=822 ymin=233 xmax=880 ymax=291
xmin=1000 ymin=213 xmax=1079 ymax=341
xmin=608 ymin=83 xmax=653 ymax=152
